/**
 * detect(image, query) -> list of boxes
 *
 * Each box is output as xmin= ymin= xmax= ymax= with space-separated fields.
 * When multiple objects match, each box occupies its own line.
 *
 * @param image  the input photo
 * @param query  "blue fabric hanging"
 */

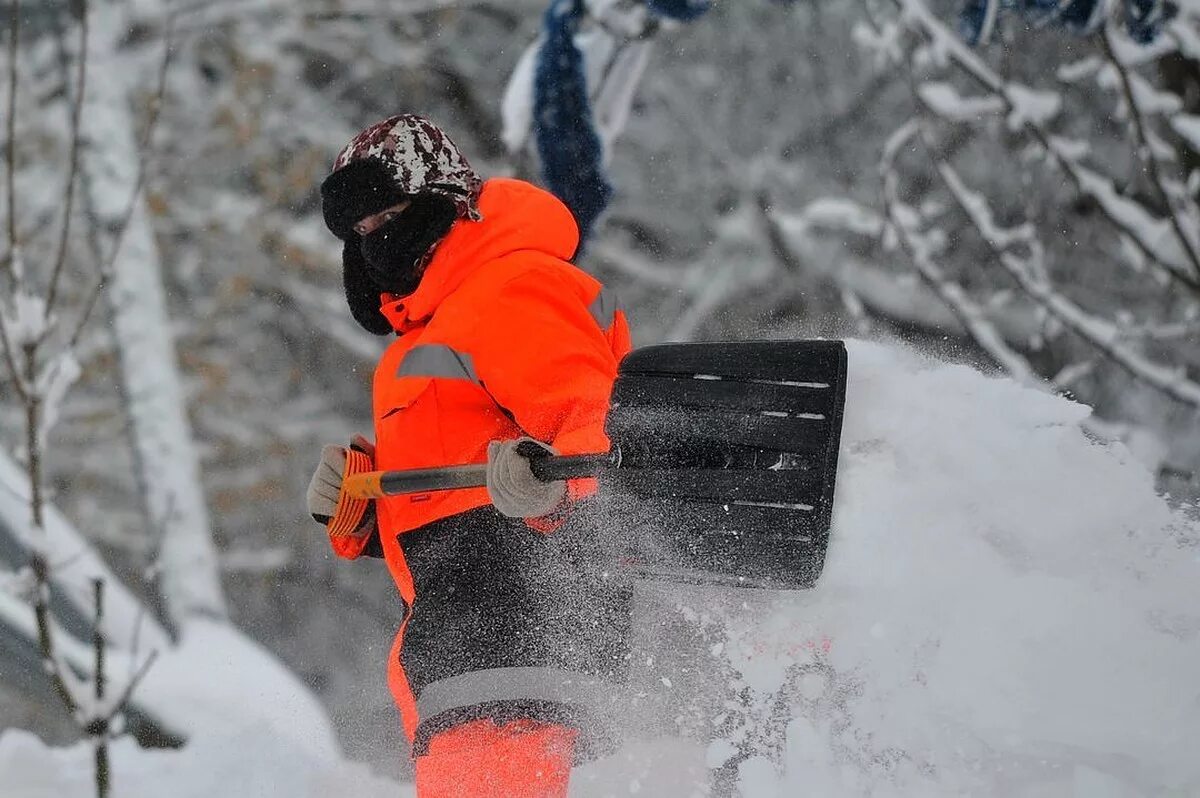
xmin=533 ymin=0 xmax=613 ymax=252
xmin=958 ymin=0 xmax=998 ymax=45
xmin=958 ymin=0 xmax=1176 ymax=44
xmin=1124 ymin=0 xmax=1177 ymax=43
xmin=1058 ymin=0 xmax=1105 ymax=33
xmin=644 ymin=0 xmax=713 ymax=21
xmin=1017 ymin=0 xmax=1063 ymax=26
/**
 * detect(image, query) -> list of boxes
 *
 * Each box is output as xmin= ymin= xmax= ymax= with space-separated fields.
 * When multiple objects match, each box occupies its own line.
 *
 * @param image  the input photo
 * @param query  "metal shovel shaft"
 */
xmin=342 ymin=452 xmax=615 ymax=500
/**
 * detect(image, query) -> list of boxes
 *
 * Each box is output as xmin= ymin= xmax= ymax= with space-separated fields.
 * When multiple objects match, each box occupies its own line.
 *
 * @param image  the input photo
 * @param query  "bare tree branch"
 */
xmin=928 ymin=143 xmax=1200 ymax=407
xmin=879 ymin=120 xmax=1046 ymax=386
xmin=1099 ymin=24 xmax=1200 ymax=281
xmin=47 ymin=0 xmax=91 ymax=319
xmin=1 ymin=1 xmax=87 ymax=720
xmin=0 ymin=305 xmax=27 ymax=404
xmin=103 ymin=649 xmax=159 ymax=727
xmin=755 ymin=190 xmax=808 ymax=276
xmin=20 ymin=335 xmax=84 ymax=718
xmin=3 ymin=0 xmax=19 ymax=287
xmin=92 ymin=578 xmax=111 ymax=798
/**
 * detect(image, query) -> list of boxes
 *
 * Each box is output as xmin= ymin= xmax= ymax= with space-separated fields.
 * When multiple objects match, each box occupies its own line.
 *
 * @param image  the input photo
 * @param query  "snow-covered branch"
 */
xmin=891 ymin=0 xmax=1200 ymax=296
xmin=44 ymin=2 xmax=89 ymax=320
xmin=929 ymin=143 xmax=1200 ymax=407
xmin=2 ymin=0 xmax=90 ymax=739
xmin=73 ymin=1 xmax=227 ymax=627
xmin=3 ymin=0 xmax=17 ymax=289
xmin=1098 ymin=24 xmax=1200 ymax=281
xmin=667 ymin=255 xmax=744 ymax=342
xmin=0 ymin=576 xmax=174 ymax=743
xmin=849 ymin=0 xmax=1200 ymax=473
xmin=879 ymin=121 xmax=1047 ymax=387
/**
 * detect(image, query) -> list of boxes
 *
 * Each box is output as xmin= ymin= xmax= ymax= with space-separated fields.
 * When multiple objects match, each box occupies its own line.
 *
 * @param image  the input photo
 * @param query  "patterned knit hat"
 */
xmin=321 ymin=114 xmax=483 ymax=239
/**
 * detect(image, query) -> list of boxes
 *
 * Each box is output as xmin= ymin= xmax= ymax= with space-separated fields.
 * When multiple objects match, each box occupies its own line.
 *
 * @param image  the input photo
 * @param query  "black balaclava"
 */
xmin=357 ymin=194 xmax=458 ymax=297
xmin=340 ymin=237 xmax=393 ymax=336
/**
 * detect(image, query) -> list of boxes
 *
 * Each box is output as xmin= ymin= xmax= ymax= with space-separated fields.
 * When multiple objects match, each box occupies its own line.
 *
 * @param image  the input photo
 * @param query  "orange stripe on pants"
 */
xmin=414 ymin=719 xmax=577 ymax=798
xmin=386 ymin=623 xmax=419 ymax=742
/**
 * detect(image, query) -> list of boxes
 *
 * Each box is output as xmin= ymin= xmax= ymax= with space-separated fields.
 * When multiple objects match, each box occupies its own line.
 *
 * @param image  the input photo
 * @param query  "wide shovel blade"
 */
xmin=601 ymin=339 xmax=847 ymax=590
xmin=343 ymin=340 xmax=848 ymax=590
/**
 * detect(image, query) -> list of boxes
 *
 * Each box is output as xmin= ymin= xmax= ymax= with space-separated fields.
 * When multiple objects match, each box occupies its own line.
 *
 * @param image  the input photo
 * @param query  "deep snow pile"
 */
xmin=620 ymin=339 xmax=1200 ymax=797
xmin=2 ymin=338 xmax=1198 ymax=797
xmin=796 ymin=341 xmax=1200 ymax=795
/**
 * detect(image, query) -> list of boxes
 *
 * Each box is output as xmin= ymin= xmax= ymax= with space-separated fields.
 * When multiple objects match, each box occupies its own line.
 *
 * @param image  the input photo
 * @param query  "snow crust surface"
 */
xmin=3 ymin=339 xmax=1197 ymax=796
xmin=133 ymin=617 xmax=343 ymax=759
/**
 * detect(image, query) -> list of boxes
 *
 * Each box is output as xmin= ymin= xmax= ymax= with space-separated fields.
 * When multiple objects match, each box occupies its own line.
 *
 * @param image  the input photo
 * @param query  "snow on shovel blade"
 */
xmin=601 ymin=339 xmax=847 ymax=590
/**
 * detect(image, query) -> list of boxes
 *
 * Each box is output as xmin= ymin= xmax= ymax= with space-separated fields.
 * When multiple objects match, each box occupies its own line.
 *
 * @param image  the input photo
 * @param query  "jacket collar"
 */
xmin=378 ymin=178 xmax=578 ymax=334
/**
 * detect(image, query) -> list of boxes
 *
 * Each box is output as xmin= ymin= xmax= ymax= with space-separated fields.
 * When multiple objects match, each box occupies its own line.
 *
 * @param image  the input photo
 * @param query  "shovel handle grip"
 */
xmin=342 ymin=452 xmax=616 ymax=499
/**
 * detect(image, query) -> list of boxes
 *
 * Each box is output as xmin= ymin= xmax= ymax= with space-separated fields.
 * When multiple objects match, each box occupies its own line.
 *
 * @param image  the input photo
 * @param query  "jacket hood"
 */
xmin=326 ymin=114 xmax=483 ymax=230
xmin=379 ymin=178 xmax=579 ymax=333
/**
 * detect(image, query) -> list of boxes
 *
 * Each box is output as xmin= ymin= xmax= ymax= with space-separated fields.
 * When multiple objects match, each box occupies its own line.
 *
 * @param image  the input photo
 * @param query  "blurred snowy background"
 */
xmin=1 ymin=0 xmax=1198 ymax=795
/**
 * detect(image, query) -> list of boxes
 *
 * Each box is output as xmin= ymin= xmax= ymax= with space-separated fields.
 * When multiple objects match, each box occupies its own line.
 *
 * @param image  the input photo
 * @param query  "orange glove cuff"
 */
xmin=524 ymin=493 xmax=573 ymax=534
xmin=327 ymin=448 xmax=374 ymax=538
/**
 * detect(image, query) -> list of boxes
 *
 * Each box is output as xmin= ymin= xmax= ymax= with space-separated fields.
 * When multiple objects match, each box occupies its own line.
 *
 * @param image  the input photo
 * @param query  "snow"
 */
xmin=784 ymin=197 xmax=885 ymax=238
xmin=917 ymin=81 xmax=1005 ymax=122
xmin=3 ymin=340 xmax=1198 ymax=795
xmin=699 ymin=340 xmax=1200 ymax=795
xmin=500 ymin=36 xmax=542 ymax=154
xmin=851 ymin=19 xmax=904 ymax=69
xmin=131 ymin=617 xmax=342 ymax=759
xmin=1056 ymin=55 xmax=1102 ymax=84
xmin=1170 ymin=113 xmax=1200 ymax=151
xmin=1004 ymin=84 xmax=1062 ymax=131
xmin=0 ymin=452 xmax=172 ymax=655
xmin=0 ymin=289 xmax=50 ymax=350
xmin=588 ymin=38 xmax=654 ymax=166
xmin=35 ymin=353 xmax=82 ymax=447
xmin=0 ymin=728 xmax=398 ymax=798
xmin=83 ymin=1 xmax=229 ymax=626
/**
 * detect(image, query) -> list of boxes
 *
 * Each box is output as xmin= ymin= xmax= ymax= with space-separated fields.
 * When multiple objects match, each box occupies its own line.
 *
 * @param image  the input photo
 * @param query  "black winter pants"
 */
xmin=396 ymin=504 xmax=632 ymax=758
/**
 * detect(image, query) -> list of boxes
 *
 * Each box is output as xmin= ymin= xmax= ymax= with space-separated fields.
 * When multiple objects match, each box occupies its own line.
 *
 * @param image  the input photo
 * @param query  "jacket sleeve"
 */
xmin=328 ymin=513 xmax=384 ymax=560
xmin=470 ymin=266 xmax=628 ymax=497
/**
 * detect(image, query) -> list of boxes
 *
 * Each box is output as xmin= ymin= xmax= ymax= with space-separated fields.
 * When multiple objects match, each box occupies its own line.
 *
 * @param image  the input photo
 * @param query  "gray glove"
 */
xmin=306 ymin=434 xmax=374 ymax=523
xmin=306 ymin=444 xmax=347 ymax=523
xmin=486 ymin=437 xmax=567 ymax=519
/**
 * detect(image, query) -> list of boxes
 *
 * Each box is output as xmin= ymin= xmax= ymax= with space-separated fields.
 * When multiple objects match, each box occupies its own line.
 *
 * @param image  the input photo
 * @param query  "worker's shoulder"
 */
xmin=469 ymin=250 xmax=601 ymax=299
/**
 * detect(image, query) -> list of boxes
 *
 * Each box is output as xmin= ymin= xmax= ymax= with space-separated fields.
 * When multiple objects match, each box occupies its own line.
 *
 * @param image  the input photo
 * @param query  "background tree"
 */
xmin=1 ymin=1 xmax=342 ymax=787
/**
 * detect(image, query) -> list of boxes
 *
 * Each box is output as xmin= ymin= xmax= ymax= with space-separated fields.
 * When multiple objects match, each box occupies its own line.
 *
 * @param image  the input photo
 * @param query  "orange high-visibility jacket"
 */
xmin=332 ymin=177 xmax=631 ymax=741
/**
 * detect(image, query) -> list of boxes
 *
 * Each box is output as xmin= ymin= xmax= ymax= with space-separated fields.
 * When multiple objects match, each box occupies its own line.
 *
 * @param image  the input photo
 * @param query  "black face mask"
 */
xmin=358 ymin=195 xmax=458 ymax=296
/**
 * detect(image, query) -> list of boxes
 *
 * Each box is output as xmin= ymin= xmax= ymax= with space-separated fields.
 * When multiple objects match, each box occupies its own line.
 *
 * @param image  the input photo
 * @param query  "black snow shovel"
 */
xmin=344 ymin=340 xmax=848 ymax=590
